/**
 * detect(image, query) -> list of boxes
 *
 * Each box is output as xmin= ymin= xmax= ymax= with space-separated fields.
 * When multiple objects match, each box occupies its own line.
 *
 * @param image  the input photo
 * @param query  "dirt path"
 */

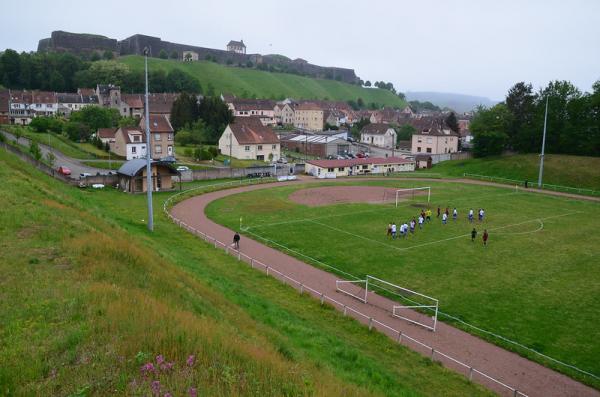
xmin=171 ymin=178 xmax=599 ymax=397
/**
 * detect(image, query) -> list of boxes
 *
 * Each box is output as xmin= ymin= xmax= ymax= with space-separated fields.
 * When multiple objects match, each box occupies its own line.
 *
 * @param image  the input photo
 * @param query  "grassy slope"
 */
xmin=205 ymin=180 xmax=600 ymax=387
xmin=0 ymin=150 xmax=489 ymax=396
xmin=433 ymin=154 xmax=600 ymax=191
xmin=119 ymin=56 xmax=406 ymax=107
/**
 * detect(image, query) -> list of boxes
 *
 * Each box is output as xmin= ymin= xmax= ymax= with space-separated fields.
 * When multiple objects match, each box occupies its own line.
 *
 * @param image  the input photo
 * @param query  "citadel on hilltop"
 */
xmin=37 ymin=31 xmax=359 ymax=84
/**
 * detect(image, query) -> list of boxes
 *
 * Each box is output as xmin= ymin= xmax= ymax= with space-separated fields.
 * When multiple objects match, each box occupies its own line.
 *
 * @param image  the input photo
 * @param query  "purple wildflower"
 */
xmin=141 ymin=362 xmax=155 ymax=376
xmin=186 ymin=355 xmax=195 ymax=367
xmin=188 ymin=387 xmax=198 ymax=397
xmin=151 ymin=380 xmax=161 ymax=395
xmin=156 ymin=355 xmax=165 ymax=365
xmin=164 ymin=393 xmax=173 ymax=397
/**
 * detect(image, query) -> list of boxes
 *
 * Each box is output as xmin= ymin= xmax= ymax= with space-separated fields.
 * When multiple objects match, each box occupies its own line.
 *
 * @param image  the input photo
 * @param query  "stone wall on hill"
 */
xmin=37 ymin=31 xmax=358 ymax=84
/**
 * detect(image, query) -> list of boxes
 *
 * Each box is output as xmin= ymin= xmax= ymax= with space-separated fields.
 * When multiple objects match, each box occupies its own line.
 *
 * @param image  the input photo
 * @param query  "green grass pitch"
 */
xmin=205 ymin=180 xmax=600 ymax=385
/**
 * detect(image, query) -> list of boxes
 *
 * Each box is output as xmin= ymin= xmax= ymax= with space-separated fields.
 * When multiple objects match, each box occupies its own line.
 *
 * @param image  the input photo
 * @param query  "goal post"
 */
xmin=396 ymin=186 xmax=431 ymax=207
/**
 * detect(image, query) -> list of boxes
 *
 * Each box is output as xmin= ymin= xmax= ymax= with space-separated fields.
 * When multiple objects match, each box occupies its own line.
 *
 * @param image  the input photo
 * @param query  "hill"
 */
xmin=119 ymin=55 xmax=407 ymax=107
xmin=0 ymin=148 xmax=488 ymax=396
xmin=406 ymin=91 xmax=497 ymax=113
xmin=432 ymin=153 xmax=600 ymax=191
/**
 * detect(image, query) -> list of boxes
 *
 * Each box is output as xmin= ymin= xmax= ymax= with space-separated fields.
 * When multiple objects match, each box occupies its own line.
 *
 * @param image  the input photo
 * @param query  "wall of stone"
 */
xmin=38 ymin=31 xmax=118 ymax=55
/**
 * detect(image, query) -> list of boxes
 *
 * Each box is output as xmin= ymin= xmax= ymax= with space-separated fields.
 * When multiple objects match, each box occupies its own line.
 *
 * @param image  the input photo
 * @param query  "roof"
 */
xmin=117 ymin=159 xmax=177 ymax=177
xmin=282 ymin=134 xmax=347 ymax=144
xmin=360 ymin=123 xmax=395 ymax=135
xmin=122 ymin=94 xmax=144 ymax=108
xmin=415 ymin=123 xmax=460 ymax=137
xmin=118 ymin=127 xmax=145 ymax=144
xmin=148 ymin=93 xmax=179 ymax=114
xmin=0 ymin=91 xmax=9 ymax=112
xmin=307 ymin=157 xmax=414 ymax=169
xmin=295 ymin=102 xmax=323 ymax=111
xmin=227 ymin=40 xmax=246 ymax=48
xmin=230 ymin=99 xmax=275 ymax=111
xmin=97 ymin=127 xmax=117 ymax=139
xmin=77 ymin=88 xmax=95 ymax=96
xmin=140 ymin=114 xmax=173 ymax=133
xmin=228 ymin=117 xmax=279 ymax=144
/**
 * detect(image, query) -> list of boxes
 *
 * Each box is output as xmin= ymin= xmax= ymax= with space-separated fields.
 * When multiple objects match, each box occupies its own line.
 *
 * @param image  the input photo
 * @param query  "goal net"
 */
xmin=395 ymin=187 xmax=431 ymax=207
xmin=336 ymin=275 xmax=439 ymax=331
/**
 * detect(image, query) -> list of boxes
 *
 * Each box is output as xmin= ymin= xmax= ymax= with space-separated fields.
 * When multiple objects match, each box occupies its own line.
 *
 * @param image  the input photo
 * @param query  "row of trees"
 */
xmin=171 ymin=93 xmax=234 ymax=144
xmin=0 ymin=50 xmax=202 ymax=94
xmin=471 ymin=80 xmax=600 ymax=157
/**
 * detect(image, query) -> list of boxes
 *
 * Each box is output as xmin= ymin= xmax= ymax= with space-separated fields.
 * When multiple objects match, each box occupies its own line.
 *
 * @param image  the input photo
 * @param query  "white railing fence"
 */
xmin=463 ymin=173 xmax=599 ymax=196
xmin=163 ymin=182 xmax=530 ymax=397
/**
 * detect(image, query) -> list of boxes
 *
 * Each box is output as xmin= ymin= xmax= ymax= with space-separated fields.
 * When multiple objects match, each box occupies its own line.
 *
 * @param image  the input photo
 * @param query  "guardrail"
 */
xmin=463 ymin=173 xmax=600 ymax=196
xmin=163 ymin=180 xmax=529 ymax=397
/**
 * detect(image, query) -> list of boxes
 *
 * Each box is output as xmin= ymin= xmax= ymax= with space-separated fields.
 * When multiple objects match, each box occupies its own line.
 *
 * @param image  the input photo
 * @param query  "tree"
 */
xmin=103 ymin=50 xmax=114 ymax=60
xmin=470 ymin=104 xmax=512 ymax=157
xmin=29 ymin=141 xmax=42 ymax=161
xmin=444 ymin=112 xmax=460 ymax=134
xmin=184 ymin=53 xmax=192 ymax=62
xmin=197 ymin=96 xmax=234 ymax=143
xmin=170 ymin=50 xmax=178 ymax=59
xmin=505 ymin=82 xmax=537 ymax=151
xmin=167 ymin=69 xmax=202 ymax=93
xmin=64 ymin=121 xmax=92 ymax=142
xmin=170 ymin=92 xmax=200 ymax=131
xmin=396 ymin=124 xmax=416 ymax=141
xmin=46 ymin=151 xmax=56 ymax=167
xmin=90 ymin=52 xmax=101 ymax=62
xmin=69 ymin=106 xmax=120 ymax=136
xmin=351 ymin=118 xmax=370 ymax=139
xmin=365 ymin=81 xmax=371 ymax=87
xmin=0 ymin=49 xmax=21 ymax=87
xmin=357 ymin=97 xmax=365 ymax=108
xmin=159 ymin=49 xmax=168 ymax=59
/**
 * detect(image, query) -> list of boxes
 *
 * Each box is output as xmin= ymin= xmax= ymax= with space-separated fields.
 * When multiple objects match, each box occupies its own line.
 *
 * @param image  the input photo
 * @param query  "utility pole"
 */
xmin=538 ymin=96 xmax=549 ymax=188
xmin=144 ymin=48 xmax=154 ymax=231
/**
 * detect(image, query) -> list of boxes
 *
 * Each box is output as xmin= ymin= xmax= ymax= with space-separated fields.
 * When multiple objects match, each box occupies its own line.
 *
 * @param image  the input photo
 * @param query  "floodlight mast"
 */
xmin=538 ymin=96 xmax=549 ymax=188
xmin=144 ymin=47 xmax=154 ymax=231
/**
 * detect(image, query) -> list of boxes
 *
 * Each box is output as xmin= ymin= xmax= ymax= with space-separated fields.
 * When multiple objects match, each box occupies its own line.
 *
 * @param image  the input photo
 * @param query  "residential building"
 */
xmin=117 ymin=158 xmax=177 ymax=193
xmin=120 ymin=94 xmax=145 ymax=118
xmin=305 ymin=157 xmax=415 ymax=177
xmin=96 ymin=84 xmax=121 ymax=109
xmin=228 ymin=99 xmax=276 ymax=125
xmin=411 ymin=124 xmax=459 ymax=155
xmin=139 ymin=114 xmax=175 ymax=160
xmin=294 ymin=102 xmax=324 ymax=131
xmin=182 ymin=50 xmax=199 ymax=61
xmin=0 ymin=91 xmax=10 ymax=124
xmin=324 ymin=109 xmax=347 ymax=127
xmin=369 ymin=107 xmax=400 ymax=124
xmin=360 ymin=123 xmax=397 ymax=149
xmin=218 ymin=117 xmax=280 ymax=162
xmin=57 ymin=92 xmax=99 ymax=116
xmin=274 ymin=103 xmax=295 ymax=125
xmin=96 ymin=127 xmax=117 ymax=145
xmin=111 ymin=126 xmax=147 ymax=160
xmin=226 ymin=40 xmax=246 ymax=54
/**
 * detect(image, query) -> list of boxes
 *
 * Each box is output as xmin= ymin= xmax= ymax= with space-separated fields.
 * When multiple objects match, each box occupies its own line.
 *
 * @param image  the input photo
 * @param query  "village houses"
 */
xmin=111 ymin=126 xmax=147 ymax=160
xmin=411 ymin=123 xmax=459 ymax=155
xmin=360 ymin=123 xmax=397 ymax=149
xmin=139 ymin=114 xmax=175 ymax=159
xmin=294 ymin=102 xmax=324 ymax=131
xmin=218 ymin=116 xmax=280 ymax=162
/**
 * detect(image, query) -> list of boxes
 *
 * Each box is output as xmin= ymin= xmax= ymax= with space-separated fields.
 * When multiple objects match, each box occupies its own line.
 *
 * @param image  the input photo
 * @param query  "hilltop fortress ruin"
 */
xmin=38 ymin=31 xmax=359 ymax=84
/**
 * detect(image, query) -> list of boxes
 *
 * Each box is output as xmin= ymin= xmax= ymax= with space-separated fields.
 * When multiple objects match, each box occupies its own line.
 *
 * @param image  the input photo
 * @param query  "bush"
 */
xmin=29 ymin=117 xmax=62 ymax=133
xmin=29 ymin=141 xmax=42 ymax=160
xmin=64 ymin=121 xmax=91 ymax=142
xmin=208 ymin=146 xmax=218 ymax=158
xmin=193 ymin=146 xmax=212 ymax=161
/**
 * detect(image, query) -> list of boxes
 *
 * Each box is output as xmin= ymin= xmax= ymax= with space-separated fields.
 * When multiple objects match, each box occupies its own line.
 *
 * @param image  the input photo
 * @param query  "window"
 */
xmin=131 ymin=146 xmax=137 ymax=153
xmin=168 ymin=133 xmax=173 ymax=141
xmin=155 ymin=145 xmax=162 ymax=154
xmin=133 ymin=135 xmax=141 ymax=142
xmin=362 ymin=165 xmax=368 ymax=170
xmin=245 ymin=146 xmax=250 ymax=151
xmin=272 ymin=144 xmax=276 ymax=150
xmin=327 ymin=168 xmax=334 ymax=172
xmin=417 ymin=137 xmax=422 ymax=143
xmin=417 ymin=147 xmax=421 ymax=152
xmin=257 ymin=145 xmax=263 ymax=151
xmin=426 ymin=148 xmax=432 ymax=153
xmin=168 ymin=146 xmax=173 ymax=155
xmin=426 ymin=138 xmax=432 ymax=144
xmin=154 ymin=133 xmax=161 ymax=141
xmin=338 ymin=167 xmax=345 ymax=171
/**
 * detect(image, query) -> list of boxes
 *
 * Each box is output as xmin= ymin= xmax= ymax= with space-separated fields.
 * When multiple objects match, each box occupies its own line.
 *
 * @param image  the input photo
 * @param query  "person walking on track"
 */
xmin=233 ymin=232 xmax=240 ymax=249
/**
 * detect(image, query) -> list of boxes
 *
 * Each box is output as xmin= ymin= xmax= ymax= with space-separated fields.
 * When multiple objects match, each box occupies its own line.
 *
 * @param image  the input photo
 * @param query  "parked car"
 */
xmin=356 ymin=152 xmax=365 ymax=158
xmin=176 ymin=165 xmax=190 ymax=172
xmin=347 ymin=153 xmax=356 ymax=159
xmin=57 ymin=166 xmax=71 ymax=176
xmin=79 ymin=172 xmax=92 ymax=178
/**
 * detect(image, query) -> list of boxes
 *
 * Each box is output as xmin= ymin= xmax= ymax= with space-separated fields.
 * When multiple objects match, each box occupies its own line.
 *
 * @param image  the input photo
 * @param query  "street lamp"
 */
xmin=144 ymin=47 xmax=154 ymax=231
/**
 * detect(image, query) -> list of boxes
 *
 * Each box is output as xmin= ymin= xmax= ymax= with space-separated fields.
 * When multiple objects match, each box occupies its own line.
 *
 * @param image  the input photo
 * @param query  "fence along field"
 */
xmin=204 ymin=180 xmax=600 ymax=387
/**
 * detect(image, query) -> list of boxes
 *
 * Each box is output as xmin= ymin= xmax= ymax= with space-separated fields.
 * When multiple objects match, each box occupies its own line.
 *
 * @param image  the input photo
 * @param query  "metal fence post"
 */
xmin=513 ymin=390 xmax=518 ymax=397
xmin=250 ymin=258 xmax=254 ymax=268
xmin=469 ymin=367 xmax=473 ymax=381
xmin=431 ymin=348 xmax=435 ymax=360
xmin=343 ymin=305 xmax=347 ymax=316
xmin=299 ymin=284 xmax=303 ymax=295
xmin=397 ymin=331 xmax=402 ymax=343
xmin=238 ymin=251 xmax=241 ymax=260
xmin=266 ymin=266 xmax=269 ymax=276
xmin=320 ymin=293 xmax=324 ymax=305
xmin=368 ymin=318 xmax=373 ymax=331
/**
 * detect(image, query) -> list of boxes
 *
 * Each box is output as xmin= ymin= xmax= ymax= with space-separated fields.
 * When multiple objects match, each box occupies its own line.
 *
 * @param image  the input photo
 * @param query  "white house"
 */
xmin=411 ymin=124 xmax=459 ymax=155
xmin=111 ymin=126 xmax=147 ymax=160
xmin=360 ymin=123 xmax=397 ymax=149
xmin=218 ymin=117 xmax=280 ymax=162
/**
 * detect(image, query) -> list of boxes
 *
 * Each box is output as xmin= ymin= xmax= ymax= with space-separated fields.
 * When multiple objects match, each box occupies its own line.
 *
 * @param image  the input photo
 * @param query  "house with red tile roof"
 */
xmin=139 ymin=114 xmax=175 ymax=159
xmin=218 ymin=117 xmax=280 ymax=162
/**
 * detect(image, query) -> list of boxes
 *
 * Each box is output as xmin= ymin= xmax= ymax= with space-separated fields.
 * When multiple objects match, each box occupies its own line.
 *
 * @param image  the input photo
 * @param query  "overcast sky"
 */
xmin=1 ymin=0 xmax=599 ymax=100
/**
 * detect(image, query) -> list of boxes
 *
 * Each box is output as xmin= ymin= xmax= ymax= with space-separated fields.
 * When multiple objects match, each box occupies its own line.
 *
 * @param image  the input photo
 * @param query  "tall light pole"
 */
xmin=538 ymin=96 xmax=549 ymax=188
xmin=144 ymin=48 xmax=154 ymax=231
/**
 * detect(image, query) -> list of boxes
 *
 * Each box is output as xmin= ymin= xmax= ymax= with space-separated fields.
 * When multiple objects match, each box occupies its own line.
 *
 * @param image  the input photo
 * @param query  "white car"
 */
xmin=176 ymin=166 xmax=190 ymax=172
xmin=80 ymin=172 xmax=92 ymax=178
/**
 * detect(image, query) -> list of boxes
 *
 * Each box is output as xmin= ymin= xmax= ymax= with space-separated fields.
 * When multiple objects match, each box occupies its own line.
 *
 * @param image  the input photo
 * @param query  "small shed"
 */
xmin=117 ymin=158 xmax=178 ymax=193
xmin=415 ymin=154 xmax=433 ymax=169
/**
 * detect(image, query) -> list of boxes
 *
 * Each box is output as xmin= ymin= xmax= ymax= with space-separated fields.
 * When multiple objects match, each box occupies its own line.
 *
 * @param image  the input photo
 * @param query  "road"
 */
xmin=1 ymin=130 xmax=110 ymax=179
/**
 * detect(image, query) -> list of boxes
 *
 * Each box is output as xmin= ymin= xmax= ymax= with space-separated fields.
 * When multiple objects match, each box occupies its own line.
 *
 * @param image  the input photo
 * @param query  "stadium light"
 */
xmin=538 ymin=96 xmax=549 ymax=188
xmin=144 ymin=47 xmax=154 ymax=231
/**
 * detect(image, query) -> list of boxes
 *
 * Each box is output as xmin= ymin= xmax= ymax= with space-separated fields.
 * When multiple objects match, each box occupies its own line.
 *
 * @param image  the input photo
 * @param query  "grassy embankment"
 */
xmin=206 ymin=180 xmax=600 ymax=388
xmin=433 ymin=153 xmax=600 ymax=191
xmin=119 ymin=56 xmax=406 ymax=108
xmin=0 ymin=149 xmax=489 ymax=396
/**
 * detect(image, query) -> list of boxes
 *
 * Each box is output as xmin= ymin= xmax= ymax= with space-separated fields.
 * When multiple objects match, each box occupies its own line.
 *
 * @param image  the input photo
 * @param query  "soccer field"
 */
xmin=205 ymin=180 xmax=600 ymax=385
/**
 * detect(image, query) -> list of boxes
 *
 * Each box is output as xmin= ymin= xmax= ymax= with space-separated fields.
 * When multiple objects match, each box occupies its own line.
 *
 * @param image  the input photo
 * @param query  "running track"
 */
xmin=171 ymin=177 xmax=599 ymax=397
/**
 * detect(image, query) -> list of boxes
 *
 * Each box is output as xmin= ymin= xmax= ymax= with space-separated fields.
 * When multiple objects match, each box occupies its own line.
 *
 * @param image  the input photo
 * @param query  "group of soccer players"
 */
xmin=386 ymin=206 xmax=489 ymax=245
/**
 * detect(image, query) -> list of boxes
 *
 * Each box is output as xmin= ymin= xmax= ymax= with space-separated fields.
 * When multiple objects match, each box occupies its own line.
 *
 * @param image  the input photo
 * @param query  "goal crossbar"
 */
xmin=395 ymin=187 xmax=431 ymax=207
xmin=335 ymin=279 xmax=368 ymax=303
